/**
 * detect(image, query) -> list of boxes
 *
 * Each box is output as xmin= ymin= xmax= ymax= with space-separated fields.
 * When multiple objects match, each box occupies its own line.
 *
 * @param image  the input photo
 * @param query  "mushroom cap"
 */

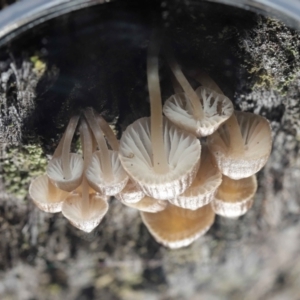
xmin=29 ymin=174 xmax=70 ymax=213
xmin=207 ymin=111 xmax=272 ymax=179
xmin=119 ymin=117 xmax=201 ymax=200
xmin=62 ymin=193 xmax=109 ymax=232
xmin=46 ymin=153 xmax=84 ymax=192
xmin=141 ymin=203 xmax=215 ymax=249
xmin=211 ymin=175 xmax=257 ymax=218
xmin=163 ymin=86 xmax=233 ymax=137
xmin=121 ymin=195 xmax=168 ymax=213
xmin=169 ymin=146 xmax=222 ymax=210
xmin=115 ymin=180 xmax=145 ymax=204
xmin=86 ymin=150 xmax=129 ymax=196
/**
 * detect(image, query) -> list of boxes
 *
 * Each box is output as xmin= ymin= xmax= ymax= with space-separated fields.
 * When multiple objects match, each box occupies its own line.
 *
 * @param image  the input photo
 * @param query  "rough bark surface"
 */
xmin=1 ymin=1 xmax=300 ymax=299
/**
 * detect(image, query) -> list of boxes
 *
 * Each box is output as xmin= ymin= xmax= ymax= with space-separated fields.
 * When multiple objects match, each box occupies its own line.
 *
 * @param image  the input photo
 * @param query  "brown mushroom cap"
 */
xmin=211 ymin=175 xmax=257 ymax=218
xmin=121 ymin=195 xmax=168 ymax=213
xmin=115 ymin=179 xmax=145 ymax=204
xmin=163 ymin=86 xmax=233 ymax=137
xmin=141 ymin=203 xmax=215 ymax=249
xmin=169 ymin=146 xmax=222 ymax=210
xmin=62 ymin=192 xmax=109 ymax=232
xmin=29 ymin=174 xmax=70 ymax=213
xmin=207 ymin=111 xmax=272 ymax=179
xmin=119 ymin=117 xmax=201 ymax=200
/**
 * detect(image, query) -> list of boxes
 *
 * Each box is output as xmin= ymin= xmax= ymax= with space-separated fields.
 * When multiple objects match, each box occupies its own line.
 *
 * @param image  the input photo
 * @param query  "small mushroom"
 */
xmin=119 ymin=29 xmax=201 ymax=200
xmin=29 ymin=174 xmax=70 ymax=213
xmin=207 ymin=111 xmax=272 ymax=179
xmin=163 ymin=49 xmax=233 ymax=137
xmin=46 ymin=115 xmax=84 ymax=192
xmin=122 ymin=195 xmax=168 ymax=213
xmin=141 ymin=203 xmax=215 ymax=249
xmin=62 ymin=118 xmax=108 ymax=232
xmin=211 ymin=175 xmax=257 ymax=218
xmin=116 ymin=179 xmax=145 ymax=204
xmin=84 ymin=108 xmax=128 ymax=196
xmin=168 ymin=145 xmax=222 ymax=210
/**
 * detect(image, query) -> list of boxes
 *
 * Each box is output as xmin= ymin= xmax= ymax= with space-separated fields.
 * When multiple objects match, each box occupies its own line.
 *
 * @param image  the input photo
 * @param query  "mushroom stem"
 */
xmin=80 ymin=119 xmax=93 ymax=215
xmin=147 ymin=28 xmax=169 ymax=174
xmin=193 ymin=71 xmax=223 ymax=95
xmin=96 ymin=114 xmax=119 ymax=151
xmin=171 ymin=74 xmax=183 ymax=94
xmin=165 ymin=47 xmax=204 ymax=120
xmin=226 ymin=114 xmax=245 ymax=155
xmin=60 ymin=115 xmax=80 ymax=180
xmin=84 ymin=108 xmax=113 ymax=182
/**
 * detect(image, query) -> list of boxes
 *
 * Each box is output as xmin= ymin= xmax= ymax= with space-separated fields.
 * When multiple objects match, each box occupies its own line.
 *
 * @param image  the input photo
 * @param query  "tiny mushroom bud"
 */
xmin=208 ymin=111 xmax=272 ymax=179
xmin=168 ymin=145 xmax=222 ymax=210
xmin=29 ymin=174 xmax=70 ymax=213
xmin=211 ymin=175 xmax=257 ymax=218
xmin=141 ymin=203 xmax=215 ymax=249
xmin=46 ymin=115 xmax=84 ymax=192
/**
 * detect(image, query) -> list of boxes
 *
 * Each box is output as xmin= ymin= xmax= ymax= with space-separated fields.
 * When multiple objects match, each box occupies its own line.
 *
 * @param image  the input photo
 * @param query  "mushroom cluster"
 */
xmin=29 ymin=32 xmax=272 ymax=248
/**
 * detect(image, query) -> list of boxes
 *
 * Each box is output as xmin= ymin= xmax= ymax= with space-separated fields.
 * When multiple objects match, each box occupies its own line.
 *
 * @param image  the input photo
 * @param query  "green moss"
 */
xmin=1 ymin=143 xmax=47 ymax=199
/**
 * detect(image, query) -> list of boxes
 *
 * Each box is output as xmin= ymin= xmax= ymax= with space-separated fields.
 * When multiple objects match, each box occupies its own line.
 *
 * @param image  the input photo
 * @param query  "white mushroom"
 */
xmin=84 ymin=108 xmax=128 ymax=196
xmin=29 ymin=174 xmax=70 ymax=213
xmin=207 ymin=111 xmax=272 ymax=179
xmin=62 ymin=118 xmax=108 ymax=232
xmin=169 ymin=145 xmax=222 ymax=210
xmin=46 ymin=115 xmax=84 ymax=192
xmin=119 ymin=29 xmax=201 ymax=200
xmin=163 ymin=50 xmax=233 ymax=137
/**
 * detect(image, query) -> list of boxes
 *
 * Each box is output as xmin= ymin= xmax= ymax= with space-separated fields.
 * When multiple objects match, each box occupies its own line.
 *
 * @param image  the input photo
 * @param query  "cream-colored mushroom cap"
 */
xmin=86 ymin=150 xmax=129 ymax=196
xmin=29 ymin=174 xmax=70 ymax=213
xmin=169 ymin=146 xmax=222 ymax=210
xmin=119 ymin=117 xmax=201 ymax=200
xmin=211 ymin=175 xmax=257 ymax=218
xmin=84 ymin=108 xmax=129 ymax=196
xmin=62 ymin=193 xmax=109 ymax=233
xmin=208 ymin=111 xmax=272 ymax=179
xmin=121 ymin=195 xmax=168 ymax=213
xmin=141 ymin=203 xmax=215 ymax=249
xmin=115 ymin=179 xmax=145 ymax=204
xmin=163 ymin=87 xmax=233 ymax=137
xmin=47 ymin=154 xmax=84 ymax=192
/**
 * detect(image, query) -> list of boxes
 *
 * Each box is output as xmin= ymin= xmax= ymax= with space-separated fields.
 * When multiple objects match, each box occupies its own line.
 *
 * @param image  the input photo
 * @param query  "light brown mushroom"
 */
xmin=168 ymin=145 xmax=222 ymax=210
xmin=46 ymin=115 xmax=84 ymax=192
xmin=211 ymin=175 xmax=257 ymax=218
xmin=62 ymin=118 xmax=108 ymax=232
xmin=29 ymin=174 xmax=70 ymax=213
xmin=122 ymin=195 xmax=168 ymax=213
xmin=141 ymin=203 xmax=215 ymax=249
xmin=119 ymin=29 xmax=201 ymax=200
xmin=84 ymin=108 xmax=128 ymax=196
xmin=115 ymin=179 xmax=145 ymax=204
xmin=163 ymin=49 xmax=233 ymax=137
xmin=207 ymin=111 xmax=272 ymax=179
